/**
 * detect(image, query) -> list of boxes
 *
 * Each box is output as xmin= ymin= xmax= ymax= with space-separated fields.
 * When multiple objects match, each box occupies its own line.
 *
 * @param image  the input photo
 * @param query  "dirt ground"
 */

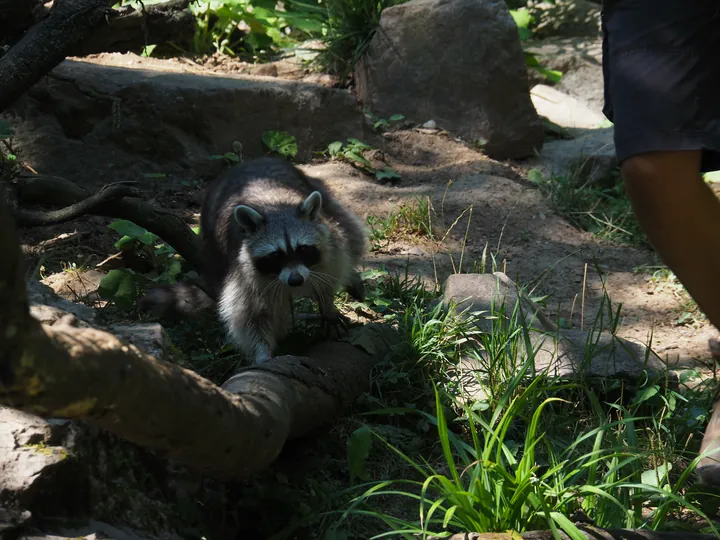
xmin=16 ymin=50 xmax=720 ymax=377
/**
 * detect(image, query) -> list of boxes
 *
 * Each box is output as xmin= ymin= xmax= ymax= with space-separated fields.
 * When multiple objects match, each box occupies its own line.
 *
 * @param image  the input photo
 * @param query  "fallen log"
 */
xmin=430 ymin=528 xmax=716 ymax=540
xmin=70 ymin=0 xmax=196 ymax=56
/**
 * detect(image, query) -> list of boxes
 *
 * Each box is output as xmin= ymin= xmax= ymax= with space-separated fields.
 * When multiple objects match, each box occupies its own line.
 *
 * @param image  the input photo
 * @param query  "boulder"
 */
xmin=354 ymin=0 xmax=544 ymax=160
xmin=5 ymin=58 xmax=366 ymax=189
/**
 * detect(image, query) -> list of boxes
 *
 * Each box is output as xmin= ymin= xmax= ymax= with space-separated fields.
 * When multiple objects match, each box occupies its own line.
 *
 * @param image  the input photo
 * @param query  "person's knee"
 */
xmin=621 ymin=150 xmax=702 ymax=195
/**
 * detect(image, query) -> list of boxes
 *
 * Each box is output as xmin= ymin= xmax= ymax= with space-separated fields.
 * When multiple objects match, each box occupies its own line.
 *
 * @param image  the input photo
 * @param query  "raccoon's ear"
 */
xmin=299 ymin=191 xmax=322 ymax=221
xmin=233 ymin=205 xmax=264 ymax=232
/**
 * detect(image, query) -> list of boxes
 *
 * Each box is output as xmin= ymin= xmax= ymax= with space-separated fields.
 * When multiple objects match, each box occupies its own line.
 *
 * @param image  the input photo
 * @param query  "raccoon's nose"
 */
xmin=287 ymin=271 xmax=304 ymax=287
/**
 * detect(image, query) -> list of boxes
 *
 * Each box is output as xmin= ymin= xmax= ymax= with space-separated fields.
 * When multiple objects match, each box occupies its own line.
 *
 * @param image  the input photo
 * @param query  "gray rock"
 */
xmin=355 ymin=0 xmax=544 ymax=160
xmin=0 ymin=407 xmax=83 ymax=520
xmin=531 ymin=84 xmax=607 ymax=131
xmin=27 ymin=280 xmax=97 ymax=325
xmin=110 ymin=323 xmax=171 ymax=360
xmin=526 ymin=127 xmax=617 ymax=187
xmin=8 ymin=59 xmax=366 ymax=188
xmin=443 ymin=272 xmax=559 ymax=333
xmin=443 ymin=273 xmax=673 ymax=385
xmin=525 ymin=37 xmax=605 ymax=115
xmin=17 ymin=520 xmax=181 ymax=540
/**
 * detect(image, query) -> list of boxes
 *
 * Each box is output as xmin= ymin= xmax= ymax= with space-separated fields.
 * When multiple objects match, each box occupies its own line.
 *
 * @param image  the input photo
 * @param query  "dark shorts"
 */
xmin=601 ymin=0 xmax=720 ymax=172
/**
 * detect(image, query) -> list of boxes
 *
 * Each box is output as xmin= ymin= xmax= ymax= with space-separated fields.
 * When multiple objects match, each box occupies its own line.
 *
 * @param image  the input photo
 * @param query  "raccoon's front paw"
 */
xmin=322 ymin=310 xmax=350 ymax=339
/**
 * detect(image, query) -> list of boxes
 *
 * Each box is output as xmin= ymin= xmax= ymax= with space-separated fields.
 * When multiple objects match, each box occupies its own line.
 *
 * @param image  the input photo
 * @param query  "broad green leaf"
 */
xmin=389 ymin=114 xmax=405 ymax=122
xmin=347 ymin=425 xmax=373 ymax=482
xmin=262 ymin=130 xmax=298 ymax=158
xmin=108 ymin=220 xmax=157 ymax=245
xmin=632 ymin=385 xmax=660 ymax=405
xmin=328 ymin=141 xmax=343 ymax=156
xmin=98 ymin=269 xmax=139 ymax=311
xmin=375 ymin=168 xmax=401 ymax=181
xmin=641 ymin=462 xmax=672 ymax=487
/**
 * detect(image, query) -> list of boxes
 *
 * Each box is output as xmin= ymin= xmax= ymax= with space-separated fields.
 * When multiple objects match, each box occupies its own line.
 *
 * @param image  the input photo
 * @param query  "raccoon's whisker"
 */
xmin=309 ymin=273 xmax=334 ymax=289
xmin=309 ymin=277 xmax=327 ymax=312
xmin=260 ymin=278 xmax=280 ymax=297
xmin=311 ymin=271 xmax=340 ymax=283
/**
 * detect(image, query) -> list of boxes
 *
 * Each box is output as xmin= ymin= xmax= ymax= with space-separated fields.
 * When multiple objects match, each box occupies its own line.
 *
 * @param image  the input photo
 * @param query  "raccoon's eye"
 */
xmin=254 ymin=251 xmax=285 ymax=275
xmin=297 ymin=244 xmax=321 ymax=267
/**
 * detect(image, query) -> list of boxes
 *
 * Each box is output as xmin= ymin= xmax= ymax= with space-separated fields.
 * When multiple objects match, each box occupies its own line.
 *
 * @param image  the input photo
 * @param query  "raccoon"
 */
xmin=141 ymin=157 xmax=367 ymax=365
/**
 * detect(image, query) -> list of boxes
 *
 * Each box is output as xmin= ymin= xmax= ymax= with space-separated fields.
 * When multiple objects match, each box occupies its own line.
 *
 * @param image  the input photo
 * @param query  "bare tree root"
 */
xmin=0 ymin=202 xmax=399 ymax=479
xmin=9 ymin=173 xmax=206 ymax=276
xmin=0 ymin=0 xmax=114 ymax=112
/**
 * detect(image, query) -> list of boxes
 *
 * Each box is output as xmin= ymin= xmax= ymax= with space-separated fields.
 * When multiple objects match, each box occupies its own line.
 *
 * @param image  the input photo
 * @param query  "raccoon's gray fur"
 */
xmin=141 ymin=157 xmax=367 ymax=365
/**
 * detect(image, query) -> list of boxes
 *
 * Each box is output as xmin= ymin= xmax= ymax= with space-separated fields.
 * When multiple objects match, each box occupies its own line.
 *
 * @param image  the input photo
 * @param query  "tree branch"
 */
xmin=0 ymin=0 xmax=113 ymax=113
xmin=10 ymin=174 xmax=206 ymax=276
xmin=11 ymin=182 xmax=141 ymax=226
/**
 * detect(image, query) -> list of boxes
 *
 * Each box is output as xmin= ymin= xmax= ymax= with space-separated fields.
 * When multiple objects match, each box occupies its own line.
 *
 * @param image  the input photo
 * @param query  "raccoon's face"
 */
xmin=234 ymin=191 xmax=327 ymax=289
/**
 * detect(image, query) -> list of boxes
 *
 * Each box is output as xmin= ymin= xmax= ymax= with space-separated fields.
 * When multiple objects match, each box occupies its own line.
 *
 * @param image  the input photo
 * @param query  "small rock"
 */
xmin=27 ymin=281 xmax=97 ymax=325
xmin=531 ymin=84 xmax=607 ymax=131
xmin=422 ymin=120 xmax=437 ymax=129
xmin=110 ymin=323 xmax=171 ymax=360
xmin=443 ymin=272 xmax=558 ymax=333
xmin=42 ymin=270 xmax=105 ymax=304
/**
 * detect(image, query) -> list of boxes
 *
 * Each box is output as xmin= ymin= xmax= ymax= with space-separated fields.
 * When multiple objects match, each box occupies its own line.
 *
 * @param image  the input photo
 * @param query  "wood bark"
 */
xmin=431 ymin=529 xmax=716 ymax=540
xmin=0 ymin=0 xmax=196 ymax=114
xmin=0 ymin=200 xmax=399 ymax=479
xmin=70 ymin=0 xmax=196 ymax=56
xmin=0 ymin=0 xmax=114 ymax=113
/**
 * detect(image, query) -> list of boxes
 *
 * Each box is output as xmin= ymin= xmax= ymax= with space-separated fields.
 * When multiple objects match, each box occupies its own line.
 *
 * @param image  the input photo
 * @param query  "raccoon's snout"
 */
xmin=287 ymin=270 xmax=304 ymax=287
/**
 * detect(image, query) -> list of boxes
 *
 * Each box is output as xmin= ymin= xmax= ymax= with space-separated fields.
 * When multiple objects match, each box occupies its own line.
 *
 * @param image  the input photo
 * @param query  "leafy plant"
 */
xmin=365 ymin=198 xmax=433 ymax=250
xmin=98 ymin=268 xmax=142 ymax=311
xmin=190 ymin=0 xmax=287 ymax=57
xmin=510 ymin=7 xmax=562 ymax=83
xmin=99 ymin=220 xmax=188 ymax=309
xmin=262 ymin=130 xmax=298 ymax=158
xmin=209 ymin=151 xmax=242 ymax=165
xmin=328 ymin=139 xmax=400 ymax=181
xmin=366 ymin=111 xmax=405 ymax=132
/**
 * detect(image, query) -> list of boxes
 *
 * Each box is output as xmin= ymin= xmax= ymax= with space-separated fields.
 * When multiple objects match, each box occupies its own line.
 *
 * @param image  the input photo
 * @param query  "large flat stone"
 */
xmin=6 ymin=59 xmax=366 ymax=188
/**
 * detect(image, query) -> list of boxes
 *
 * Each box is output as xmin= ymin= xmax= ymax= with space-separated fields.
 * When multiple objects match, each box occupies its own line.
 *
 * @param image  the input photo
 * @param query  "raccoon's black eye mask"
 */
xmin=253 ymin=244 xmax=322 ymax=276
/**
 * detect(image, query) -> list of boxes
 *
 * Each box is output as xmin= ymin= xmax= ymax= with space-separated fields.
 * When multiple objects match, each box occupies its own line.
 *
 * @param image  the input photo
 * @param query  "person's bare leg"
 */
xmin=622 ymin=149 xmax=720 ymax=483
xmin=622 ymin=150 xmax=720 ymax=329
